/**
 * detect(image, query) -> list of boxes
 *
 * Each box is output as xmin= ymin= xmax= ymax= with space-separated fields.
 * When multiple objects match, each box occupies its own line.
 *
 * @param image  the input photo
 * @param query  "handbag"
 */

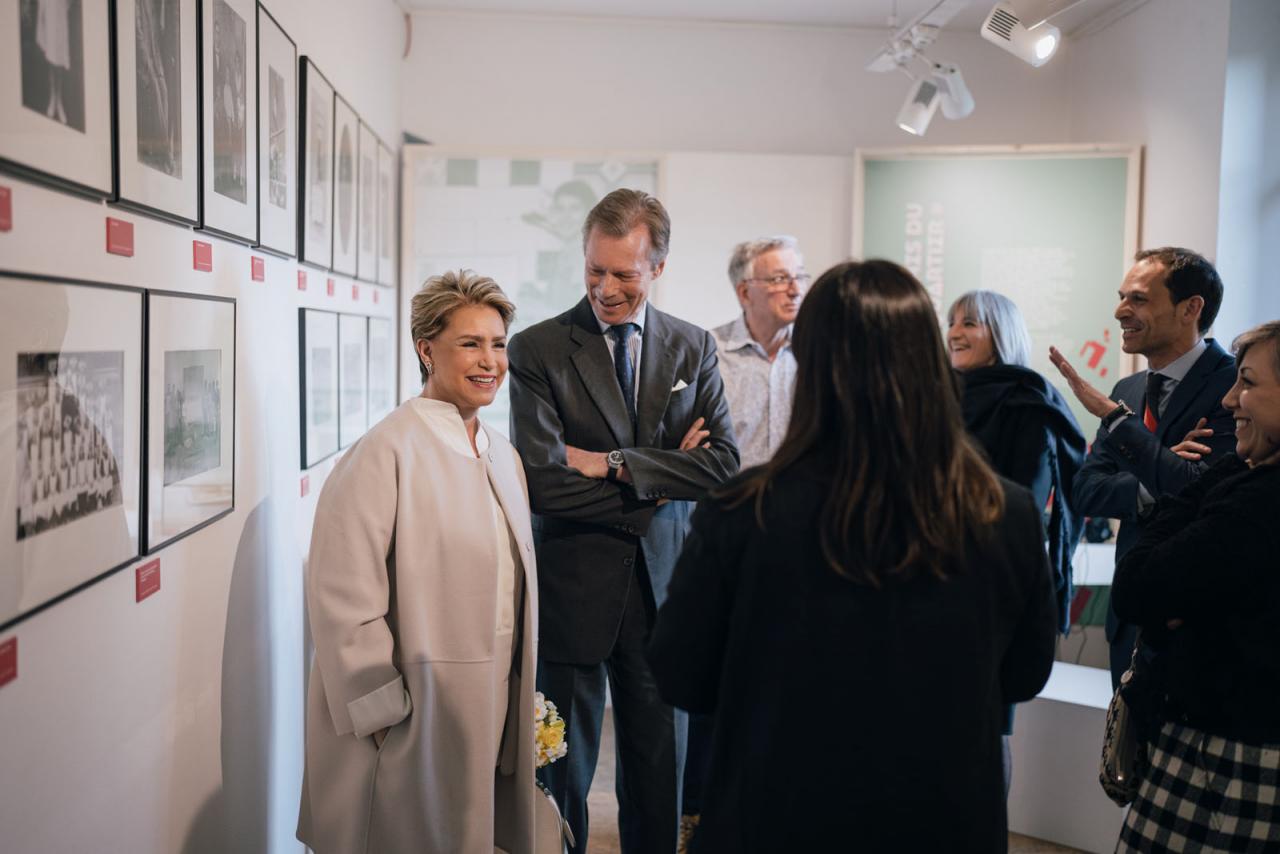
xmin=534 ymin=779 xmax=575 ymax=854
xmin=1099 ymin=638 xmax=1149 ymax=806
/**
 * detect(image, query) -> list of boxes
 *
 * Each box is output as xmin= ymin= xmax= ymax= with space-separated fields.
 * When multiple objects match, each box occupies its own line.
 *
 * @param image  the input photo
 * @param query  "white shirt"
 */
xmin=711 ymin=315 xmax=797 ymax=468
xmin=596 ymin=302 xmax=647 ymax=410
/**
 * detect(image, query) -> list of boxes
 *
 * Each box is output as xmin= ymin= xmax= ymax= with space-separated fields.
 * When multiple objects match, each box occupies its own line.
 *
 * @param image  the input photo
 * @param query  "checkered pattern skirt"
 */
xmin=1117 ymin=720 xmax=1280 ymax=852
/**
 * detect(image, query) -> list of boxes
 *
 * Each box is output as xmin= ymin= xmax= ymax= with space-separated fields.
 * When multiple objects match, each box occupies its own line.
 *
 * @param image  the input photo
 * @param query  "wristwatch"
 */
xmin=606 ymin=449 xmax=626 ymax=482
xmin=1102 ymin=401 xmax=1134 ymax=431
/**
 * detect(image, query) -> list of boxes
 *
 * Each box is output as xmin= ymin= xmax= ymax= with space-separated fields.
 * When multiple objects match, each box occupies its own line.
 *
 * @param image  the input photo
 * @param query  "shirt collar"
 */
xmin=1154 ymin=338 xmax=1207 ymax=383
xmin=595 ymin=301 xmax=647 ymax=337
xmin=722 ymin=314 xmax=792 ymax=353
xmin=410 ymin=396 xmax=490 ymax=455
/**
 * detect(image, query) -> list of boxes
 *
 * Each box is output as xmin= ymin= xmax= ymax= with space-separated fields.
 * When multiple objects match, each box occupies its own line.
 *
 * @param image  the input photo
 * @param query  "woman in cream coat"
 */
xmin=298 ymin=270 xmax=539 ymax=854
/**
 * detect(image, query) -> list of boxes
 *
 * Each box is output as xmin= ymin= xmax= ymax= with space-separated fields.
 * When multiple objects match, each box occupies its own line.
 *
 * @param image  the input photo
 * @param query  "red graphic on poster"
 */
xmin=106 ymin=217 xmax=134 ymax=256
xmin=0 ymin=185 xmax=12 ymax=231
xmin=1079 ymin=329 xmax=1111 ymax=379
xmin=0 ymin=637 xmax=16 ymax=688
xmin=136 ymin=559 xmax=161 ymax=602
xmin=251 ymin=256 xmax=265 ymax=281
xmin=193 ymin=240 xmax=213 ymax=272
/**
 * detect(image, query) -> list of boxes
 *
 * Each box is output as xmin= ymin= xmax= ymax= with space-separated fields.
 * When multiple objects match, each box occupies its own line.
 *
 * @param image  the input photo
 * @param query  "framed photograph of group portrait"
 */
xmin=0 ymin=0 xmax=114 ymax=197
xmin=0 ymin=272 xmax=143 ymax=632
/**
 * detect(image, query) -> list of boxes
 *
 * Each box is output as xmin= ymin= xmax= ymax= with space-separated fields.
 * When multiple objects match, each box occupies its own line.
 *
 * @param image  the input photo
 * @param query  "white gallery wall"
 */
xmin=0 ymin=2 xmax=404 ymax=853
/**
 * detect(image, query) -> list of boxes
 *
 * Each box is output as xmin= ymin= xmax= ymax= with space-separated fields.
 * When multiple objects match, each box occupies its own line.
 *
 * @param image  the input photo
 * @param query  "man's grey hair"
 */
xmin=727 ymin=235 xmax=801 ymax=290
xmin=946 ymin=290 xmax=1033 ymax=368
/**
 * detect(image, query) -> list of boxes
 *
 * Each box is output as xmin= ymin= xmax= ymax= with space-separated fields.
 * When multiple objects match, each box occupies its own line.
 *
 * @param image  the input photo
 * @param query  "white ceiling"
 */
xmin=396 ymin=0 xmax=1137 ymax=34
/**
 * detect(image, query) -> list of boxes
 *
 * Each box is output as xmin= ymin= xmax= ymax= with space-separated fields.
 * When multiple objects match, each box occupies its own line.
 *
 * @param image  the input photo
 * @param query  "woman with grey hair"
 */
xmin=298 ymin=270 xmax=541 ymax=854
xmin=947 ymin=289 xmax=1087 ymax=792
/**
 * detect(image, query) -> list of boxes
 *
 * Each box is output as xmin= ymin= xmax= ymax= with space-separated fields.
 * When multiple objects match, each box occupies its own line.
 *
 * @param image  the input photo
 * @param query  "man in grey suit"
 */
xmin=508 ymin=189 xmax=739 ymax=853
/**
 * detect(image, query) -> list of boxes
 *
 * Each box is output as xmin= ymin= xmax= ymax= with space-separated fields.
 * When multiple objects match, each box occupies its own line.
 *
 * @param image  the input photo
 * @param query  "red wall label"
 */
xmin=373 ymin=289 xmax=379 ymax=304
xmin=193 ymin=240 xmax=213 ymax=272
xmin=300 ymin=475 xmax=310 ymax=497
xmin=352 ymin=284 xmax=359 ymax=301
xmin=297 ymin=270 xmax=307 ymax=290
xmin=0 ymin=637 xmax=16 ymax=689
xmin=0 ymin=185 xmax=12 ymax=231
xmin=106 ymin=217 xmax=134 ymax=256
xmin=135 ymin=559 xmax=161 ymax=602
xmin=251 ymin=256 xmax=265 ymax=281
xmin=326 ymin=278 xmax=335 ymax=297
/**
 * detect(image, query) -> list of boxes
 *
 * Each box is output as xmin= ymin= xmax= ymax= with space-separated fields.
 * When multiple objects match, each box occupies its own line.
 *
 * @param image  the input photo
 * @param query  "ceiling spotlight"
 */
xmin=897 ymin=76 xmax=941 ymax=136
xmin=980 ymin=2 xmax=1062 ymax=67
xmin=931 ymin=63 xmax=975 ymax=119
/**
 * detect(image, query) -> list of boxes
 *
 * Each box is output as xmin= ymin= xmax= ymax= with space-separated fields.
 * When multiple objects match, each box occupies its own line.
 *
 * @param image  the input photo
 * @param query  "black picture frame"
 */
xmin=298 ymin=57 xmax=334 ymax=270
xmin=0 ymin=0 xmax=116 ymax=199
xmin=112 ymin=0 xmax=201 ymax=226
xmin=0 ymin=270 xmax=144 ymax=633
xmin=299 ymin=307 xmax=339 ymax=468
xmin=199 ymin=0 xmax=258 ymax=245
xmin=254 ymin=3 xmax=296 ymax=257
xmin=142 ymin=289 xmax=236 ymax=554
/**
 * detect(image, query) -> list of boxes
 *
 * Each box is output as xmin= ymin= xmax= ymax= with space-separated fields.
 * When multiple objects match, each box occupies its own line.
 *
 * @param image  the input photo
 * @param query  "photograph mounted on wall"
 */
xmin=376 ymin=140 xmax=396 ymax=286
xmin=114 ymin=0 xmax=199 ymax=223
xmin=338 ymin=313 xmax=367 ymax=447
xmin=299 ymin=308 xmax=339 ymax=468
xmin=356 ymin=122 xmax=378 ymax=280
xmin=367 ymin=315 xmax=394 ymax=426
xmin=256 ymin=6 xmax=296 ymax=256
xmin=299 ymin=58 xmax=335 ymax=269
xmin=331 ymin=95 xmax=359 ymax=276
xmin=0 ymin=273 xmax=143 ymax=632
xmin=0 ymin=0 xmax=113 ymax=196
xmin=200 ymin=0 xmax=257 ymax=243
xmin=145 ymin=292 xmax=235 ymax=554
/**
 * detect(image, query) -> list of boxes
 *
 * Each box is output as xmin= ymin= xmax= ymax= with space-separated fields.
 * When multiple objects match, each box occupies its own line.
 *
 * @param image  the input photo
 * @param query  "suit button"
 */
xmin=623 ymin=557 xmax=634 ymax=567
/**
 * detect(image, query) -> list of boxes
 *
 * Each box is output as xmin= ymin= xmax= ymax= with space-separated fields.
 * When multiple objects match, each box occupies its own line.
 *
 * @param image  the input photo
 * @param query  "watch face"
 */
xmin=608 ymin=450 xmax=625 ymax=467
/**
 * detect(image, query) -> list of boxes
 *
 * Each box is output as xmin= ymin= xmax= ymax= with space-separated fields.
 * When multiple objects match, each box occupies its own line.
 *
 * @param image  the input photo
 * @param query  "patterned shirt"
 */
xmin=710 ymin=315 xmax=797 ymax=468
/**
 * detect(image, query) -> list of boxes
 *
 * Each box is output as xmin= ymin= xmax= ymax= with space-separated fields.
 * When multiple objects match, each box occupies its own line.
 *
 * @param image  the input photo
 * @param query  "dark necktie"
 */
xmin=1143 ymin=372 xmax=1166 ymax=432
xmin=608 ymin=323 xmax=639 ymax=427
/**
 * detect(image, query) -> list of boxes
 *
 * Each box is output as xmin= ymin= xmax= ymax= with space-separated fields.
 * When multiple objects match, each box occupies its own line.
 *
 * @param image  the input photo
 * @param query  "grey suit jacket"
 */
xmin=508 ymin=297 xmax=740 ymax=664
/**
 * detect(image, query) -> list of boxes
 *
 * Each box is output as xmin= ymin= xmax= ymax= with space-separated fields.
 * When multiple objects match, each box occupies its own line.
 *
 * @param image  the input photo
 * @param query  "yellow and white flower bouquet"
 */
xmin=534 ymin=691 xmax=568 ymax=768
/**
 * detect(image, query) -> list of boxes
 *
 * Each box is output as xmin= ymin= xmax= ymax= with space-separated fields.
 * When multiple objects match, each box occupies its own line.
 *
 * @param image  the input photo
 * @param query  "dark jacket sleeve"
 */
xmin=1072 ymin=382 xmax=1142 ymax=520
xmin=648 ymin=499 xmax=736 ymax=713
xmin=1100 ymin=403 xmax=1235 ymax=498
xmin=1000 ymin=485 xmax=1059 ymax=705
xmin=1111 ymin=456 xmax=1268 ymax=627
xmin=507 ymin=330 xmax=658 ymax=534
xmin=623 ymin=329 xmax=741 ymax=501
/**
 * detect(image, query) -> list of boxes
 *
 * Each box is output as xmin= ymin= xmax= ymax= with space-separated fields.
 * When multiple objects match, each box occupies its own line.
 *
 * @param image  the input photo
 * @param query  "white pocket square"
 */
xmin=671 ymin=379 xmax=689 ymax=392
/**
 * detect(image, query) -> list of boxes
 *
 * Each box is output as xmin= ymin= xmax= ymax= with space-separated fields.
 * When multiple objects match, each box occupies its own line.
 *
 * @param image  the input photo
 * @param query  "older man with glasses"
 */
xmin=680 ymin=235 xmax=808 ymax=850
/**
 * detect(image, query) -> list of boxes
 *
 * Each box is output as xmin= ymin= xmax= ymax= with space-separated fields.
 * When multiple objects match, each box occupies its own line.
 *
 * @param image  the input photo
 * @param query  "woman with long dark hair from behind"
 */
xmin=647 ymin=260 xmax=1058 ymax=852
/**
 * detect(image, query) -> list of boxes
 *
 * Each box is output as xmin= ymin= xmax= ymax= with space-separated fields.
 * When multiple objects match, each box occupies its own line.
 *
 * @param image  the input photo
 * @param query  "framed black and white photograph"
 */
xmin=338 ymin=313 xmax=367 ymax=447
xmin=200 ymin=0 xmax=257 ymax=243
xmin=377 ymin=140 xmax=396 ymax=286
xmin=367 ymin=315 xmax=394 ymax=426
xmin=298 ymin=58 xmax=334 ymax=269
xmin=144 ymin=292 xmax=235 ymax=554
xmin=255 ymin=4 xmax=296 ymax=256
xmin=0 ymin=273 xmax=142 ymax=631
xmin=113 ymin=0 xmax=199 ymax=223
xmin=299 ymin=308 xmax=338 ymax=468
xmin=331 ymin=95 xmax=358 ymax=276
xmin=0 ymin=0 xmax=113 ymax=197
xmin=356 ymin=122 xmax=378 ymax=280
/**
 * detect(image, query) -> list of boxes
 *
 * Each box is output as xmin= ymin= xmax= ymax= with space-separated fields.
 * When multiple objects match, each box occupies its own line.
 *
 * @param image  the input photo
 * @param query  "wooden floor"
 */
xmin=583 ymin=715 xmax=1082 ymax=854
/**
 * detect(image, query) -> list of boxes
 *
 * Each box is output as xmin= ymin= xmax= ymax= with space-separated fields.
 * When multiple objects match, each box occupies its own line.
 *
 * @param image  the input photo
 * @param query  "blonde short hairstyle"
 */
xmin=410 ymin=269 xmax=515 ymax=383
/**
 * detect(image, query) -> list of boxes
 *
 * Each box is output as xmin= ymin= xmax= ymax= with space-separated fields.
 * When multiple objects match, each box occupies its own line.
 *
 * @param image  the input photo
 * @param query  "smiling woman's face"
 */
xmin=947 ymin=308 xmax=997 ymax=372
xmin=417 ymin=303 xmax=508 ymax=419
xmin=1223 ymin=338 xmax=1280 ymax=466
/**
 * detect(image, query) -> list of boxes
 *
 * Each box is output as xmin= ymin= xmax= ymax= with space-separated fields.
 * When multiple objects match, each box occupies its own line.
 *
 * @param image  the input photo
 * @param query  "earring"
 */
xmin=424 ymin=361 xmax=433 ymax=378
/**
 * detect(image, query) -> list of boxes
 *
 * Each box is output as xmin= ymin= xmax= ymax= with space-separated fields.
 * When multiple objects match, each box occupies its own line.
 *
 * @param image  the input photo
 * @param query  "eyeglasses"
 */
xmin=746 ymin=273 xmax=812 ymax=291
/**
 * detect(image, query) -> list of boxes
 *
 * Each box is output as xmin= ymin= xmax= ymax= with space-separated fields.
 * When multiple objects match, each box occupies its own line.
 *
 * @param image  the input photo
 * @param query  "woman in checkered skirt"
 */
xmin=1111 ymin=320 xmax=1280 ymax=852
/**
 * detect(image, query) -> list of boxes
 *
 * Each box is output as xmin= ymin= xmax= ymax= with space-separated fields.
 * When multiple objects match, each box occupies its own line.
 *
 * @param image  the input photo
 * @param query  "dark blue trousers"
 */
xmin=537 ymin=560 xmax=686 ymax=853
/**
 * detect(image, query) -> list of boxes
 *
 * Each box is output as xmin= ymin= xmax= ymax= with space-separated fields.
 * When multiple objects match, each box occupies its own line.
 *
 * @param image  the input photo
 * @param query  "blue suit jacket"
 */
xmin=1072 ymin=338 xmax=1236 ymax=644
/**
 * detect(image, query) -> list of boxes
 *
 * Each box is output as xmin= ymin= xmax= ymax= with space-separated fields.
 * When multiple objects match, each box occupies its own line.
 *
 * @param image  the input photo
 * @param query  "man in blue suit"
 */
xmin=1050 ymin=247 xmax=1234 ymax=688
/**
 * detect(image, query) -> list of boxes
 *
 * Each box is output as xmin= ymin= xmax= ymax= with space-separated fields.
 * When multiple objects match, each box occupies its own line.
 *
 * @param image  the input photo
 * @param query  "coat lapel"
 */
xmin=1157 ymin=339 xmax=1228 ymax=441
xmin=568 ymin=298 xmax=634 ymax=447
xmin=636 ymin=308 xmax=678 ymax=447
